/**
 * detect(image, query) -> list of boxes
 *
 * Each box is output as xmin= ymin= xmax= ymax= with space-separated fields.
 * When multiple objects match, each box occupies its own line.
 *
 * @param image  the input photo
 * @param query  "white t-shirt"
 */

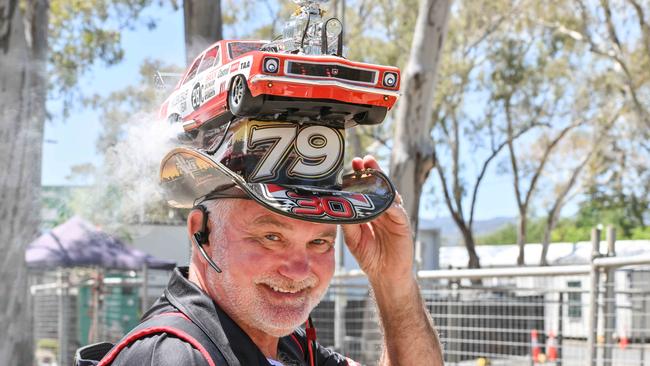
xmin=267 ymin=358 xmax=284 ymax=366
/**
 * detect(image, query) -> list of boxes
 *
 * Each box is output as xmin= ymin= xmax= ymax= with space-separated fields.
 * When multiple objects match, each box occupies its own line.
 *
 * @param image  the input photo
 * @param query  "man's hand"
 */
xmin=342 ymin=155 xmax=413 ymax=285
xmin=341 ymin=155 xmax=444 ymax=366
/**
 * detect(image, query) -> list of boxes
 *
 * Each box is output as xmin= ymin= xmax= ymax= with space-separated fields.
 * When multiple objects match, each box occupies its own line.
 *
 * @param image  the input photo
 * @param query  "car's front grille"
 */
xmin=286 ymin=61 xmax=377 ymax=84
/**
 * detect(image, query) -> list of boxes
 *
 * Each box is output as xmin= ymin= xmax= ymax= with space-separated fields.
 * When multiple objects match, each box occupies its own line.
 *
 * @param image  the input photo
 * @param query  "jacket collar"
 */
xmin=162 ymin=267 xmax=306 ymax=366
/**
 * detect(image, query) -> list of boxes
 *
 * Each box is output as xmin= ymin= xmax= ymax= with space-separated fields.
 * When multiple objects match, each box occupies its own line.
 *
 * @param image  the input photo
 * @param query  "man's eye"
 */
xmin=310 ymin=239 xmax=333 ymax=249
xmin=264 ymin=234 xmax=280 ymax=241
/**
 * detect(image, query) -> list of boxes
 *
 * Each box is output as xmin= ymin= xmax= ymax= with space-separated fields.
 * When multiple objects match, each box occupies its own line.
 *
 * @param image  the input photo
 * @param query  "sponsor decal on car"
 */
xmin=191 ymin=82 xmax=202 ymax=110
xmin=230 ymin=63 xmax=239 ymax=73
xmin=172 ymin=90 xmax=189 ymax=114
xmin=217 ymin=67 xmax=229 ymax=78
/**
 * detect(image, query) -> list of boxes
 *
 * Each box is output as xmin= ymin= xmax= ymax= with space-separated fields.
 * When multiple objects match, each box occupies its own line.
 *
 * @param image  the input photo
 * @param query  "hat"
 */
xmin=160 ymin=118 xmax=395 ymax=223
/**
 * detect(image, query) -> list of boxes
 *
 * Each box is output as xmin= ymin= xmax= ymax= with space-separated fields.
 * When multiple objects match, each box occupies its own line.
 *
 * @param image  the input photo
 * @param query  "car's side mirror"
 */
xmin=153 ymin=71 xmax=184 ymax=91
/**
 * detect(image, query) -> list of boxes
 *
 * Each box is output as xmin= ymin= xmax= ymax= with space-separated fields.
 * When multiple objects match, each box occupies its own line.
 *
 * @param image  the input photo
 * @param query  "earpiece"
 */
xmin=191 ymin=205 xmax=222 ymax=273
xmin=195 ymin=204 xmax=210 ymax=244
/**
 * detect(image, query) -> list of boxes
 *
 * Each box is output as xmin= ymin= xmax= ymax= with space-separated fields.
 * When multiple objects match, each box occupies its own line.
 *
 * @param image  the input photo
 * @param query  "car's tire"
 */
xmin=354 ymin=106 xmax=388 ymax=125
xmin=228 ymin=75 xmax=262 ymax=117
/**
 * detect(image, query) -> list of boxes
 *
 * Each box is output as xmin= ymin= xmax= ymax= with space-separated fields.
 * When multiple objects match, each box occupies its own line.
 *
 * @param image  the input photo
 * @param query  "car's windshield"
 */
xmin=228 ymin=42 xmax=266 ymax=59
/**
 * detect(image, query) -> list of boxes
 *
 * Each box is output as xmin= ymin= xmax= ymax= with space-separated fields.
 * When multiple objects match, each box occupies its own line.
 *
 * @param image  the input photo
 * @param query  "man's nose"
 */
xmin=277 ymin=247 xmax=311 ymax=281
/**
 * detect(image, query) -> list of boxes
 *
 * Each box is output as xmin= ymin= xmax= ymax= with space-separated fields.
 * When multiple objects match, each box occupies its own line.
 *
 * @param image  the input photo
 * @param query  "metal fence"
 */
xmin=30 ymin=228 xmax=650 ymax=366
xmin=30 ymin=268 xmax=171 ymax=366
xmin=313 ymin=228 xmax=650 ymax=365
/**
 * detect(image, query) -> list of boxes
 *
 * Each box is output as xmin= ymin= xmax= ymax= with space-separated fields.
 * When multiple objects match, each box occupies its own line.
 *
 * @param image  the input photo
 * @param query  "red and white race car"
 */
xmin=159 ymin=39 xmax=400 ymax=133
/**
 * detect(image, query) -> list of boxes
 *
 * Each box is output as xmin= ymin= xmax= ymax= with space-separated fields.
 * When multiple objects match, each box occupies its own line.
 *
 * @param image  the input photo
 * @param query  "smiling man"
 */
xmin=75 ymin=118 xmax=443 ymax=366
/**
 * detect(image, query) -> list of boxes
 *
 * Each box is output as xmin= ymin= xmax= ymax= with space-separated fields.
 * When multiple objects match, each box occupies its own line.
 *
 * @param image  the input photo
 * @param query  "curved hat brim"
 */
xmin=160 ymin=147 xmax=396 ymax=224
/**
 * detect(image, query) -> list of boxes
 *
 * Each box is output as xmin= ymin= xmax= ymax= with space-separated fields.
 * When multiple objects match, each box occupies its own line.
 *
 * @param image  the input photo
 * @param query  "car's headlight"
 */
xmin=383 ymin=72 xmax=398 ymax=88
xmin=263 ymin=57 xmax=280 ymax=73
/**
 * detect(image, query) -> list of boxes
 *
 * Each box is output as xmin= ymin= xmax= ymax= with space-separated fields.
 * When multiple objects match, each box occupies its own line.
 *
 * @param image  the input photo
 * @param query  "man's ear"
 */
xmin=187 ymin=206 xmax=209 ymax=244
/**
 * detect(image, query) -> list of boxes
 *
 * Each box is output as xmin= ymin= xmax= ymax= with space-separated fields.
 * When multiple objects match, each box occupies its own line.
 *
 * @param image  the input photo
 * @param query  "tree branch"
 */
xmin=469 ymin=121 xmax=542 ymax=229
xmin=523 ymin=120 xmax=585 ymax=207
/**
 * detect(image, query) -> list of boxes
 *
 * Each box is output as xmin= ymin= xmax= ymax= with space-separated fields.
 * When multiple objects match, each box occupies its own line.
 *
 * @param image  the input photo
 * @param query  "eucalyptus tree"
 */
xmin=0 ymin=0 xmax=177 ymax=362
xmin=0 ymin=1 xmax=48 ymax=363
xmin=389 ymin=0 xmax=452 ymax=235
xmin=184 ymin=0 xmax=222 ymax=64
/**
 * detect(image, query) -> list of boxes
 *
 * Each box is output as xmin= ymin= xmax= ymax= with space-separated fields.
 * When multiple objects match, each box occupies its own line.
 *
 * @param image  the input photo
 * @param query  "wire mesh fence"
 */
xmin=312 ymin=261 xmax=650 ymax=366
xmin=30 ymin=268 xmax=171 ymax=366
xmin=29 ymin=237 xmax=650 ymax=365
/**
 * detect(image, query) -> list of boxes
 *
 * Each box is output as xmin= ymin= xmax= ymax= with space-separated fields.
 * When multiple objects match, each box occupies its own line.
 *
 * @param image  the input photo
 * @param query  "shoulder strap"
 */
xmin=98 ymin=312 xmax=228 ymax=366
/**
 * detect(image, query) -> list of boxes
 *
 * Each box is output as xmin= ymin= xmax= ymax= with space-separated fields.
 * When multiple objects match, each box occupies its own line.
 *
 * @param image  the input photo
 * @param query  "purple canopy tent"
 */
xmin=26 ymin=217 xmax=176 ymax=358
xmin=26 ymin=216 xmax=175 ymax=270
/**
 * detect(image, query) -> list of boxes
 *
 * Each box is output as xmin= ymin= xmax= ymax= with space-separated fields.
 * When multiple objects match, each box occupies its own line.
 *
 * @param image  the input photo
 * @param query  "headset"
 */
xmin=191 ymin=204 xmax=222 ymax=273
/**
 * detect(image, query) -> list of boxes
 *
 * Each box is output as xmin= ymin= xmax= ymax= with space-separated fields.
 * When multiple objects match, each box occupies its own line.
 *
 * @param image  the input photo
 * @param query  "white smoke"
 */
xmin=80 ymin=112 xmax=185 ymax=231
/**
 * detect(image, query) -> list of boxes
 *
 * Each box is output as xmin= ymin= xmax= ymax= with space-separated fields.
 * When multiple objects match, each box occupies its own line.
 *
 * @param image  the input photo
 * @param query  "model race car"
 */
xmin=159 ymin=1 xmax=400 ymax=134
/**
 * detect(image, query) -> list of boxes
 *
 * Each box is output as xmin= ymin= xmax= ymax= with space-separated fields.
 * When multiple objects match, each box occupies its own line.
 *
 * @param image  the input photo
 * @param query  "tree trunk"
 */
xmin=540 ymin=213 xmax=556 ymax=266
xmin=459 ymin=224 xmax=481 ymax=269
xmin=516 ymin=213 xmax=526 ymax=265
xmin=0 ymin=0 xmax=49 ymax=364
xmin=183 ymin=0 xmax=223 ymax=65
xmin=389 ymin=0 xmax=451 ymax=235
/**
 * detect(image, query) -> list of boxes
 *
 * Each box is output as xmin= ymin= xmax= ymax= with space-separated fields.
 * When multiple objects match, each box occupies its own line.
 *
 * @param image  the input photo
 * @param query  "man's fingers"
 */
xmin=351 ymin=157 xmax=364 ymax=171
xmin=351 ymin=155 xmax=382 ymax=172
xmin=362 ymin=155 xmax=381 ymax=171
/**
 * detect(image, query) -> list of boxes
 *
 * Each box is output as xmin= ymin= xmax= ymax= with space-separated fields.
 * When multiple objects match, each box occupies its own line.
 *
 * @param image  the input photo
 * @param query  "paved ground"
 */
xmin=447 ymin=340 xmax=650 ymax=366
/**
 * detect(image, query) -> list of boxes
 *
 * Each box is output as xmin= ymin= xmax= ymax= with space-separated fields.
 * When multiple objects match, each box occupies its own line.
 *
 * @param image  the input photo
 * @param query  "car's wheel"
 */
xmin=228 ymin=75 xmax=262 ymax=117
xmin=354 ymin=106 xmax=388 ymax=125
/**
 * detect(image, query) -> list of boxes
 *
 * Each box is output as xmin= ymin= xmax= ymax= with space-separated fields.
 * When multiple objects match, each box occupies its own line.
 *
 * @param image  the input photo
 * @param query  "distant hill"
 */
xmin=419 ymin=216 xmax=515 ymax=246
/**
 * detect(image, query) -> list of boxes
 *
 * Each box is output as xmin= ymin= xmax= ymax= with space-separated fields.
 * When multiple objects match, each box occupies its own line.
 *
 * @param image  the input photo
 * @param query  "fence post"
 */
xmin=141 ymin=264 xmax=149 ymax=315
xmin=57 ymin=268 xmax=68 ymax=366
xmin=558 ymin=292 xmax=563 ymax=366
xmin=641 ymin=296 xmax=647 ymax=365
xmin=587 ymin=227 xmax=602 ymax=366
xmin=603 ymin=226 xmax=616 ymax=366
xmin=447 ymin=282 xmax=460 ymax=364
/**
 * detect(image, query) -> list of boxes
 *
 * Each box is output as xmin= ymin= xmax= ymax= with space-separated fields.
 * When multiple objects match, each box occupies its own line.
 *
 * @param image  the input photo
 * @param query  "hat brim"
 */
xmin=160 ymin=147 xmax=396 ymax=224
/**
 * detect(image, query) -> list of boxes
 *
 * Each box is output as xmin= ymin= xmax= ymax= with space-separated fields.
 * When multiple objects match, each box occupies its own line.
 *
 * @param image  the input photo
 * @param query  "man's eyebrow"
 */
xmin=318 ymin=228 xmax=338 ymax=239
xmin=252 ymin=215 xmax=294 ymax=229
xmin=251 ymin=215 xmax=337 ymax=238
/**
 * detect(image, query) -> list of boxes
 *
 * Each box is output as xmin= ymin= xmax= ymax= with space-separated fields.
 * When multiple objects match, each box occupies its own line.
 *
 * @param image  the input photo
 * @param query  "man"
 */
xmin=94 ymin=157 xmax=443 ymax=366
xmin=75 ymin=116 xmax=443 ymax=365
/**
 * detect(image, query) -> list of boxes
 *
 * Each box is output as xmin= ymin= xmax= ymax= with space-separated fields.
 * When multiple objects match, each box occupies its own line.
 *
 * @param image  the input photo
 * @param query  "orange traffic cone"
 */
xmin=530 ymin=329 xmax=541 ymax=362
xmin=546 ymin=331 xmax=558 ymax=361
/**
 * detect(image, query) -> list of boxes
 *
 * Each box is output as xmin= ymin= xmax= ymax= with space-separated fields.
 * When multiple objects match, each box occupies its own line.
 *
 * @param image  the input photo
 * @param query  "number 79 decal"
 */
xmin=248 ymin=124 xmax=344 ymax=182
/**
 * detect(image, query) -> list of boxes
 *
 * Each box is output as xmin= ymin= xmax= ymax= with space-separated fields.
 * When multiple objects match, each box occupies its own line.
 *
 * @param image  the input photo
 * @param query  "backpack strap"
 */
xmin=96 ymin=312 xmax=228 ymax=366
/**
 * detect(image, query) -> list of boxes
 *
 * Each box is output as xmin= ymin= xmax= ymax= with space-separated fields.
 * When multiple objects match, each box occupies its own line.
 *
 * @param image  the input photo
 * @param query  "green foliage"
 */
xmin=574 ymin=187 xmax=649 ymax=238
xmin=477 ymin=219 xmax=547 ymax=245
xmin=49 ymin=0 xmax=167 ymax=114
xmin=478 ymin=207 xmax=650 ymax=245
xmin=40 ymin=186 xmax=86 ymax=229
xmin=36 ymin=338 xmax=58 ymax=351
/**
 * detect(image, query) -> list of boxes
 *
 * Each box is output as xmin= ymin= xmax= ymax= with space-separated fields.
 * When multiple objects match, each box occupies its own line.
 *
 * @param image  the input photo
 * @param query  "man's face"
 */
xmin=203 ymin=199 xmax=337 ymax=337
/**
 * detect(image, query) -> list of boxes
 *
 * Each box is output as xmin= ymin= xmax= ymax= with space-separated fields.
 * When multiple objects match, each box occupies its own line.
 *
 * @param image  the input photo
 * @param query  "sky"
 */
xmin=40 ymin=2 xmax=577 ymax=222
xmin=42 ymin=4 xmax=185 ymax=187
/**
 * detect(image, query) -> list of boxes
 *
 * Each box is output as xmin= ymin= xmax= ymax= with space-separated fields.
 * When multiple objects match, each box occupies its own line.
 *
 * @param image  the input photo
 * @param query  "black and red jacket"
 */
xmin=75 ymin=267 xmax=359 ymax=366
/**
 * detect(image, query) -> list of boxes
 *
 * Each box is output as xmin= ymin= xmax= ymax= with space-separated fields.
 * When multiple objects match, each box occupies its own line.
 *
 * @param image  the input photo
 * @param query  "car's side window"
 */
xmin=183 ymin=56 xmax=203 ymax=85
xmin=198 ymin=45 xmax=220 ymax=74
